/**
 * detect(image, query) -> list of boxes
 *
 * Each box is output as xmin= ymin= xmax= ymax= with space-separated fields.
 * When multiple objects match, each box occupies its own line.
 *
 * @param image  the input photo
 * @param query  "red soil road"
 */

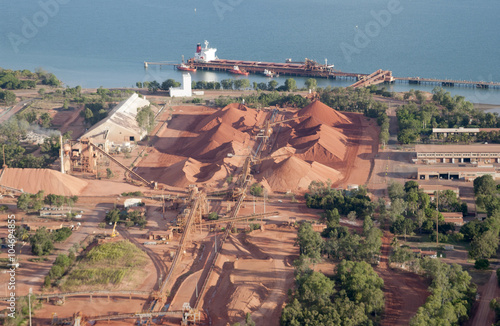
xmin=332 ymin=112 xmax=380 ymax=188
xmin=377 ymin=233 xmax=430 ymax=326
xmin=470 ymin=264 xmax=500 ymax=326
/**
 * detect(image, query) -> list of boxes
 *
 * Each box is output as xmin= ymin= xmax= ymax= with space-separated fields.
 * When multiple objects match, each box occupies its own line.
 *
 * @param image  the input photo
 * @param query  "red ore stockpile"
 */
xmin=257 ymin=100 xmax=353 ymax=191
xmin=159 ymin=104 xmax=261 ymax=187
xmin=0 ymin=168 xmax=88 ymax=196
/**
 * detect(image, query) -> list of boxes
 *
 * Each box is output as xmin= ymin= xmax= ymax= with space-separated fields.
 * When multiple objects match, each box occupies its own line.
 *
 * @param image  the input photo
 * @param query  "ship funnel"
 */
xmin=196 ymin=43 xmax=201 ymax=53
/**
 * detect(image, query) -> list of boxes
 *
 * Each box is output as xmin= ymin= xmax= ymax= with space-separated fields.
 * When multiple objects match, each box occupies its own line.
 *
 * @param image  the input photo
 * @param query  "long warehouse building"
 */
xmin=415 ymin=144 xmax=500 ymax=164
xmin=417 ymin=166 xmax=498 ymax=181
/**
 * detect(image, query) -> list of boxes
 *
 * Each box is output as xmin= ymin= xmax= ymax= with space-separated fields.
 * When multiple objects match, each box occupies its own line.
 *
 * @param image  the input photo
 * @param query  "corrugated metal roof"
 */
xmin=415 ymin=144 xmax=500 ymax=153
xmin=81 ymin=93 xmax=150 ymax=142
xmin=432 ymin=128 xmax=480 ymax=133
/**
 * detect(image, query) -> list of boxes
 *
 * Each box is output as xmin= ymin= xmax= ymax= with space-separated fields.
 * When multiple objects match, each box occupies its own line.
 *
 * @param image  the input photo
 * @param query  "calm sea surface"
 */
xmin=1 ymin=0 xmax=499 ymax=104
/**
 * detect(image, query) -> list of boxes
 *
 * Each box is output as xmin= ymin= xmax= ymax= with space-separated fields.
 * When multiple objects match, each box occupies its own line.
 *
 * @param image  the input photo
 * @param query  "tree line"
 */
xmin=282 ymin=221 xmax=384 ymax=325
xmin=0 ymin=117 xmax=69 ymax=169
xmin=17 ymin=191 xmax=78 ymax=212
xmin=396 ymin=87 xmax=500 ymax=144
xmin=410 ymin=258 xmax=476 ymax=325
xmin=0 ymin=67 xmax=60 ymax=90
xmin=384 ymin=181 xmax=467 ymax=243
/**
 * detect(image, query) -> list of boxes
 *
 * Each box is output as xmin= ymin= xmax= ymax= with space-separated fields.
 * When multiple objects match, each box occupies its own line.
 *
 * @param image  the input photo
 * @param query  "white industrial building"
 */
xmin=415 ymin=144 xmax=500 ymax=164
xmin=80 ymin=93 xmax=151 ymax=146
xmin=170 ymin=73 xmax=192 ymax=97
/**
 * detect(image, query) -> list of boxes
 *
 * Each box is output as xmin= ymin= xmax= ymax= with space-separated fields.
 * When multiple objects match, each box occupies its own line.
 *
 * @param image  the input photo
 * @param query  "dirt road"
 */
xmin=470 ymin=265 xmax=499 ymax=326
xmin=0 ymin=98 xmax=33 ymax=124
xmin=377 ymin=233 xmax=429 ymax=325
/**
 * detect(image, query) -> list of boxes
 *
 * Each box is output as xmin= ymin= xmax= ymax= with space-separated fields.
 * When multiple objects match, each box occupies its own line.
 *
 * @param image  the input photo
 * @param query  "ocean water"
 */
xmin=1 ymin=0 xmax=499 ymax=104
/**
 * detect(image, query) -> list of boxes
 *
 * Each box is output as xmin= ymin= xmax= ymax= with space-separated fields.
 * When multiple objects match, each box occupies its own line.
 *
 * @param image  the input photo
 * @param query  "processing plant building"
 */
xmin=415 ymin=144 xmax=500 ymax=164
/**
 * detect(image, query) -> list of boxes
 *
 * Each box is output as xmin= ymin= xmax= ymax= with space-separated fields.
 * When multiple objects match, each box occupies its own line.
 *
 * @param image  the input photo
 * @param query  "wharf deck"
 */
xmin=188 ymin=58 xmax=364 ymax=79
xmin=145 ymin=58 xmax=500 ymax=89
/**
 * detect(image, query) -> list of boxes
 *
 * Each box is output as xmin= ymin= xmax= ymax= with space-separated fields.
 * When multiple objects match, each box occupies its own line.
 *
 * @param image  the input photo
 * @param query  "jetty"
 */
xmin=144 ymin=41 xmax=500 ymax=90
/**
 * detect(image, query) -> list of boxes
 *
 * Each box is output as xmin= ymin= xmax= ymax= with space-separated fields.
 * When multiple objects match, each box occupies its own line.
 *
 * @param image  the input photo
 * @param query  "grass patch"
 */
xmin=465 ymin=268 xmax=492 ymax=286
xmin=28 ymin=257 xmax=50 ymax=262
xmin=61 ymin=240 xmax=147 ymax=291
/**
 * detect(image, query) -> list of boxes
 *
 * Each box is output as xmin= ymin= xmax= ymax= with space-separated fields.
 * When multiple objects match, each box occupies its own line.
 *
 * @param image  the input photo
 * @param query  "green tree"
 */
xmin=347 ymin=211 xmax=357 ymax=221
xmin=208 ymin=212 xmax=219 ymax=220
xmin=105 ymin=209 xmax=121 ymax=223
xmin=106 ymin=168 xmax=114 ymax=179
xmin=82 ymin=107 xmax=94 ymax=124
xmin=221 ymin=79 xmax=234 ymax=90
xmin=460 ymin=219 xmax=487 ymax=241
xmin=411 ymin=259 xmax=475 ymax=326
xmin=390 ymin=216 xmax=415 ymax=241
xmin=474 ymin=258 xmax=490 ymax=270
xmin=389 ymin=198 xmax=407 ymax=222
xmin=30 ymin=228 xmax=54 ymax=256
xmin=0 ymin=90 xmax=17 ymax=105
xmin=474 ymin=174 xmax=496 ymax=197
xmin=161 ymin=79 xmax=180 ymax=90
xmin=296 ymin=223 xmax=324 ymax=263
xmin=148 ymin=80 xmax=160 ymax=93
xmin=267 ymin=80 xmax=278 ymax=91
xmin=323 ymin=208 xmax=340 ymax=228
xmin=388 ymin=181 xmax=405 ymax=201
xmin=304 ymin=78 xmax=317 ymax=90
xmin=470 ymin=230 xmax=498 ymax=259
xmin=17 ymin=191 xmax=45 ymax=211
xmin=136 ymin=104 xmax=155 ymax=133
xmin=49 ymin=264 xmax=64 ymax=279
xmin=297 ymin=270 xmax=335 ymax=306
xmin=39 ymin=112 xmax=52 ymax=128
xmin=250 ymin=183 xmax=264 ymax=197
xmin=284 ymin=78 xmax=297 ymax=92
xmin=234 ymin=79 xmax=250 ymax=90
xmin=44 ymin=194 xmax=65 ymax=207
xmin=336 ymin=260 xmax=385 ymax=316
xmin=363 ymin=215 xmax=374 ymax=235
xmin=245 ymin=313 xmax=255 ymax=326
xmin=52 ymin=227 xmax=72 ymax=242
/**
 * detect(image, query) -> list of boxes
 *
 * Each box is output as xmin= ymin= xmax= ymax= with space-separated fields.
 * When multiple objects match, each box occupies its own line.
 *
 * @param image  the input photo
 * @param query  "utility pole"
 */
xmin=436 ymin=191 xmax=439 ymax=245
xmin=162 ymin=189 xmax=165 ymax=219
xmin=29 ymin=288 xmax=32 ymax=326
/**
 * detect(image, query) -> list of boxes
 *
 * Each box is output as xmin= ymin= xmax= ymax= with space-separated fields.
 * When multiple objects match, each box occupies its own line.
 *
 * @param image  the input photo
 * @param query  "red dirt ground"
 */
xmin=377 ymin=233 xmax=430 ymax=325
xmin=199 ymin=226 xmax=298 ymax=326
xmin=136 ymin=100 xmax=379 ymax=193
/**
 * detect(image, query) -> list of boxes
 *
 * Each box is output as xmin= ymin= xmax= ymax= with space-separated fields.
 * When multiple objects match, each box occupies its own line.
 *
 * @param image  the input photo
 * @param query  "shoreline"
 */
xmin=473 ymin=103 xmax=500 ymax=111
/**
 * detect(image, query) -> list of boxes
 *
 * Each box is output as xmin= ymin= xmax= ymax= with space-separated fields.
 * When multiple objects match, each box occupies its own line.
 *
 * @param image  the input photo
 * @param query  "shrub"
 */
xmin=121 ymin=191 xmax=143 ymax=197
xmin=474 ymin=258 xmax=490 ymax=269
xmin=475 ymin=258 xmax=490 ymax=270
xmin=49 ymin=265 xmax=65 ymax=279
xmin=250 ymin=223 xmax=260 ymax=231
xmin=250 ymin=183 xmax=264 ymax=197
xmin=52 ymin=227 xmax=72 ymax=242
xmin=208 ymin=212 xmax=219 ymax=220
